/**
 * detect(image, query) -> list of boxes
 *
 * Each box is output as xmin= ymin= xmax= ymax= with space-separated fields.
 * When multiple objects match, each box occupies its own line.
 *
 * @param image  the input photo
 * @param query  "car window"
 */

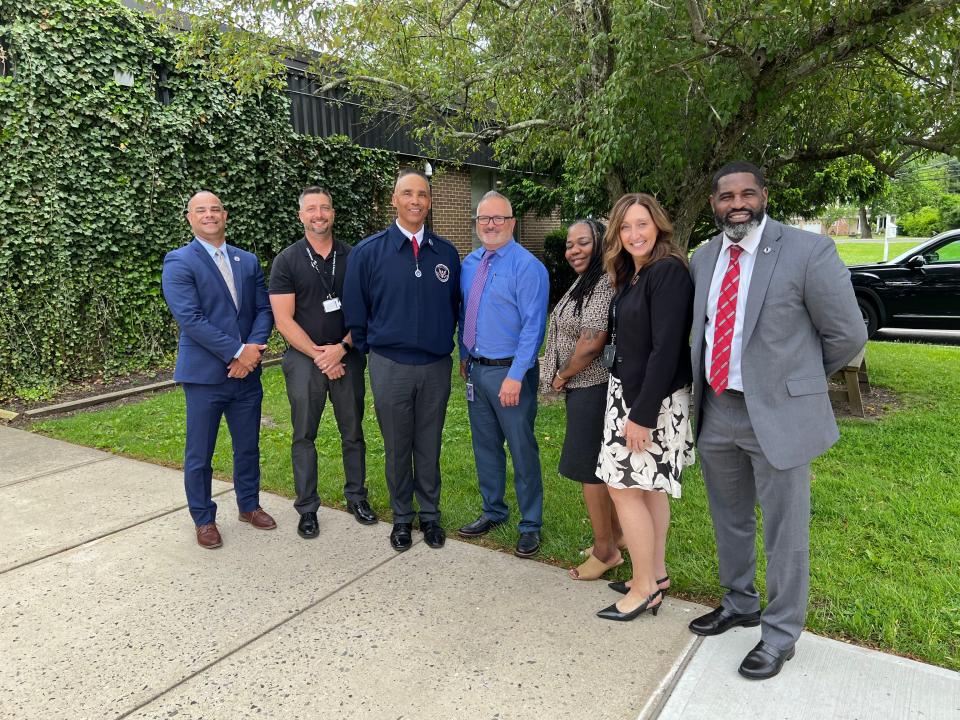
xmin=923 ymin=239 xmax=960 ymax=264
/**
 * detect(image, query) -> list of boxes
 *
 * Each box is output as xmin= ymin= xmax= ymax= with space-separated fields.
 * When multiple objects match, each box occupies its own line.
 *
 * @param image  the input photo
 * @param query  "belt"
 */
xmin=724 ymin=388 xmax=745 ymax=397
xmin=470 ymin=355 xmax=514 ymax=367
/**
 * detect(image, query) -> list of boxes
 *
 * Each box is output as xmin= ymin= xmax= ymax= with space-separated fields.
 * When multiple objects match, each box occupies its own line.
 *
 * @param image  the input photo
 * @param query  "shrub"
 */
xmin=898 ymin=206 xmax=942 ymax=238
xmin=937 ymin=194 xmax=960 ymax=231
xmin=542 ymin=227 xmax=576 ymax=306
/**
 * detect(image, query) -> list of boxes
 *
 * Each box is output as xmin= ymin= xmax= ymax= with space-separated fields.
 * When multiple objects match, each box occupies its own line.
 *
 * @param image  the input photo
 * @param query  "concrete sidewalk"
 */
xmin=1 ymin=425 xmax=957 ymax=719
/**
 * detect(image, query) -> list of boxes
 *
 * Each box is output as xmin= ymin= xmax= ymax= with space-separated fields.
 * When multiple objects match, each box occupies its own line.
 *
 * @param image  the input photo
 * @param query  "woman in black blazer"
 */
xmin=594 ymin=193 xmax=695 ymax=621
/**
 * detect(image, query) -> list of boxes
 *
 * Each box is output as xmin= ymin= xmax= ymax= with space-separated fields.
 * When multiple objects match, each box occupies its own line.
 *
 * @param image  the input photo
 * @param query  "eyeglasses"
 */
xmin=474 ymin=215 xmax=514 ymax=226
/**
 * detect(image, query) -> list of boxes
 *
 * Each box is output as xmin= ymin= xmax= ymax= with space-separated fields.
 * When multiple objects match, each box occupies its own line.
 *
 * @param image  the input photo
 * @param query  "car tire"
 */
xmin=857 ymin=297 xmax=879 ymax=339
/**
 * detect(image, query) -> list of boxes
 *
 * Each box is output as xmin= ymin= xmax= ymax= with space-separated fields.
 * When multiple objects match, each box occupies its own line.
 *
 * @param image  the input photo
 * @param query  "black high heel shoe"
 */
xmin=608 ymin=575 xmax=670 ymax=596
xmin=596 ymin=589 xmax=663 ymax=621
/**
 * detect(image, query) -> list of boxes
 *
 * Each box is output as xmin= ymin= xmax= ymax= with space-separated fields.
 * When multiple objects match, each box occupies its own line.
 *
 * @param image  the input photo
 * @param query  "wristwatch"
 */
xmin=340 ymin=340 xmax=351 ymax=353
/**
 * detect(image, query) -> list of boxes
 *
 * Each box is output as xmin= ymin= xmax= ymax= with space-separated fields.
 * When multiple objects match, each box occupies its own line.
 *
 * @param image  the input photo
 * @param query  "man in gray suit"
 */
xmin=688 ymin=161 xmax=866 ymax=679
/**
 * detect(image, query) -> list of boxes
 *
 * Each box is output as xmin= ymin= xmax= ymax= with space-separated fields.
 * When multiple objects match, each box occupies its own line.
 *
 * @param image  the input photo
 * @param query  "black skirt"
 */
xmin=558 ymin=383 xmax=607 ymax=484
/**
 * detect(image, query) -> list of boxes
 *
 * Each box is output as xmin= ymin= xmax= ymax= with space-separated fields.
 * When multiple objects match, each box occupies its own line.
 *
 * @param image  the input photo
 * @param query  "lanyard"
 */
xmin=304 ymin=241 xmax=337 ymax=299
xmin=411 ymin=235 xmax=423 ymax=278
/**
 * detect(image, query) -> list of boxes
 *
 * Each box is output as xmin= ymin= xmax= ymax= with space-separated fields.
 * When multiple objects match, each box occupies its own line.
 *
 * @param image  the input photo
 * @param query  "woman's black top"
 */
xmin=610 ymin=256 xmax=694 ymax=427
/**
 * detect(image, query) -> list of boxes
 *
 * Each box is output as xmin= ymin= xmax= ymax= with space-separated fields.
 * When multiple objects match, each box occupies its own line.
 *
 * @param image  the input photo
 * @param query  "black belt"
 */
xmin=470 ymin=355 xmax=514 ymax=367
xmin=724 ymin=388 xmax=744 ymax=397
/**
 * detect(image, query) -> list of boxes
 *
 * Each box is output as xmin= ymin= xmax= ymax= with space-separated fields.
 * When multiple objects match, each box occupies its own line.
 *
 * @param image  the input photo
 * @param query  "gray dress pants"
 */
xmin=697 ymin=387 xmax=811 ymax=651
xmin=282 ymin=347 xmax=367 ymax=513
xmin=368 ymin=351 xmax=452 ymax=524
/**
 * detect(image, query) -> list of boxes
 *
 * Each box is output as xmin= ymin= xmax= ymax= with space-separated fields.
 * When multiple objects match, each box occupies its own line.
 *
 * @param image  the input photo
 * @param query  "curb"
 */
xmin=8 ymin=358 xmax=283 ymax=420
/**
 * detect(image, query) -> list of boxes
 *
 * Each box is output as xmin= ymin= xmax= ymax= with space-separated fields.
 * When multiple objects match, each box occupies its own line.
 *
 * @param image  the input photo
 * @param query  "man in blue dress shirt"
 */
xmin=457 ymin=191 xmax=549 ymax=557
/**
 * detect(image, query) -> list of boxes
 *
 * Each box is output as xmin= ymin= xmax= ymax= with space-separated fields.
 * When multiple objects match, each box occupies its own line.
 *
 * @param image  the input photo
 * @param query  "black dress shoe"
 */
xmin=347 ymin=499 xmax=378 ymax=525
xmin=420 ymin=520 xmax=446 ymax=548
xmin=738 ymin=641 xmax=795 ymax=680
xmin=458 ymin=515 xmax=505 ymax=537
xmin=597 ymin=589 xmax=663 ymax=622
xmin=389 ymin=523 xmax=413 ymax=552
xmin=688 ymin=606 xmax=761 ymax=636
xmin=514 ymin=531 xmax=540 ymax=558
xmin=297 ymin=512 xmax=319 ymax=539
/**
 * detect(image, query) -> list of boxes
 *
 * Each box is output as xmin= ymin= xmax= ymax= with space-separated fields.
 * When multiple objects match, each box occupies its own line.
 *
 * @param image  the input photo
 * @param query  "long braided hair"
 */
xmin=566 ymin=218 xmax=607 ymax=315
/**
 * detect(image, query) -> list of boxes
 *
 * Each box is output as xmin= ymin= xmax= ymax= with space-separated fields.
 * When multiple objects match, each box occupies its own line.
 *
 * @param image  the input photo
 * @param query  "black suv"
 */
xmin=849 ymin=231 xmax=960 ymax=338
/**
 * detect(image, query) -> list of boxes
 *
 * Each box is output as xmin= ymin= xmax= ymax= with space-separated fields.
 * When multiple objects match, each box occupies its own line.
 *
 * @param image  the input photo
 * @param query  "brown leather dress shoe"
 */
xmin=196 ymin=523 xmax=222 ymax=549
xmin=238 ymin=507 xmax=277 ymax=530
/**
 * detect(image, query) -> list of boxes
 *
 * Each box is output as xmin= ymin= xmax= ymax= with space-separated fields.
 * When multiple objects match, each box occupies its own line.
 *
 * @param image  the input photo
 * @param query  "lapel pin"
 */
xmin=233 ymin=256 xmax=239 ymax=261
xmin=762 ymin=246 xmax=772 ymax=254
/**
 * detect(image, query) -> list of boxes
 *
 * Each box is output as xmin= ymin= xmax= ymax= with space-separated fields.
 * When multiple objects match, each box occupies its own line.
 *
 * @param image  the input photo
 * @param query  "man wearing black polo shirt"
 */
xmin=269 ymin=186 xmax=376 ymax=539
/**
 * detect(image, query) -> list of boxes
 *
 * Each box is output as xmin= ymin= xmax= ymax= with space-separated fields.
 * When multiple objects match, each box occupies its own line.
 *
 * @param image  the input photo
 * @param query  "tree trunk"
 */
xmin=672 ymin=176 xmax=713 ymax=252
xmin=859 ymin=205 xmax=872 ymax=239
xmin=604 ymin=170 xmax=625 ymax=204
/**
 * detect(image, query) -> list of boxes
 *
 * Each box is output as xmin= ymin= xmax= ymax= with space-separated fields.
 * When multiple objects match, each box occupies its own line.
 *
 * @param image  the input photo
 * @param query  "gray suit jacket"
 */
xmin=690 ymin=218 xmax=867 ymax=470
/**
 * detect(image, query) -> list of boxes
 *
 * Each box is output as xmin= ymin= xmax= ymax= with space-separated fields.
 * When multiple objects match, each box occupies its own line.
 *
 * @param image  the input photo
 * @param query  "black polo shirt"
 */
xmin=269 ymin=238 xmax=351 ymax=345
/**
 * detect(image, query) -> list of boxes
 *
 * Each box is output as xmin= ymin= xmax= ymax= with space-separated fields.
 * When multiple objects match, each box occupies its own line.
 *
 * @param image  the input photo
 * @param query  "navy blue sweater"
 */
xmin=342 ymin=223 xmax=461 ymax=364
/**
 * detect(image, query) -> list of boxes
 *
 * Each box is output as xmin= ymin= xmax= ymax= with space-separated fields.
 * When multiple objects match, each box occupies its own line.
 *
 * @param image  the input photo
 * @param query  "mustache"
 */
xmin=723 ymin=208 xmax=759 ymax=222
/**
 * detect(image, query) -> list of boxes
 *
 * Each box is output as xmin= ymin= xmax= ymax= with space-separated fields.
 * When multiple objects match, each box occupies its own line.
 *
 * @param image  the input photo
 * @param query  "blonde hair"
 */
xmin=602 ymin=193 xmax=686 ymax=289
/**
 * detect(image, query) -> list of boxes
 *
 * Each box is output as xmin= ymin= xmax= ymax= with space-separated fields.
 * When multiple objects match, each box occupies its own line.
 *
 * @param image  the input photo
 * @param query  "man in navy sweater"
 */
xmin=342 ymin=170 xmax=461 ymax=552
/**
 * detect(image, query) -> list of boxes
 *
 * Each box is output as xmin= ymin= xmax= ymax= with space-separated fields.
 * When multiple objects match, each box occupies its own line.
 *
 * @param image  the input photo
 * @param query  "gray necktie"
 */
xmin=214 ymin=248 xmax=238 ymax=308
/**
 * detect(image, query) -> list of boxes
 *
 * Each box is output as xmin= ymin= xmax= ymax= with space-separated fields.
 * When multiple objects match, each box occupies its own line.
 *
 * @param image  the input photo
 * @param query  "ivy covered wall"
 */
xmin=0 ymin=0 xmax=397 ymax=399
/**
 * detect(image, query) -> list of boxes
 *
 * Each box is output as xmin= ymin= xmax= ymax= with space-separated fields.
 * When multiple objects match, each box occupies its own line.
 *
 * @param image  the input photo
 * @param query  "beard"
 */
xmin=714 ymin=206 xmax=764 ymax=241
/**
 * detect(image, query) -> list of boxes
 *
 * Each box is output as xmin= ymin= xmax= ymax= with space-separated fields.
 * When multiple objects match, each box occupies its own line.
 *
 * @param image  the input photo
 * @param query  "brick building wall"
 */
xmin=387 ymin=160 xmax=561 ymax=259
xmin=519 ymin=208 xmax=562 ymax=258
xmin=429 ymin=167 xmax=474 ymax=256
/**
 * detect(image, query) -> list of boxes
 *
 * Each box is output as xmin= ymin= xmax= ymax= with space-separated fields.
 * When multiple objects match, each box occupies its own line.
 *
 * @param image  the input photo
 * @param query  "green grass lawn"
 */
xmin=834 ymin=241 xmax=917 ymax=265
xmin=33 ymin=341 xmax=960 ymax=670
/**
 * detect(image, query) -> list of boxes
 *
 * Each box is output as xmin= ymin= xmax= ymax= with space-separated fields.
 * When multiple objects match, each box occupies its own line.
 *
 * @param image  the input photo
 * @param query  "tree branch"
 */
xmin=450 ymin=118 xmax=554 ymax=141
xmin=440 ymin=0 xmax=474 ymax=29
xmin=491 ymin=0 xmax=527 ymax=10
xmin=898 ymin=135 xmax=958 ymax=154
xmin=774 ymin=0 xmax=958 ymax=85
xmin=318 ymin=74 xmax=411 ymax=94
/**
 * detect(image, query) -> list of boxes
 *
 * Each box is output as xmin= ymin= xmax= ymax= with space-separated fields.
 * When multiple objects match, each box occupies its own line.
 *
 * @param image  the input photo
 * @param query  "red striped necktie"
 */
xmin=709 ymin=244 xmax=744 ymax=394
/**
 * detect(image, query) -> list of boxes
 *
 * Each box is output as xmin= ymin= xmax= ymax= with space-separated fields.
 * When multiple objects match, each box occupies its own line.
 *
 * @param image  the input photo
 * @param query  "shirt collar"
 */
xmin=478 ymin=238 xmax=516 ymax=258
xmin=195 ymin=236 xmax=227 ymax=258
xmin=302 ymin=236 xmax=343 ymax=259
xmin=394 ymin=220 xmax=425 ymax=247
xmin=721 ymin=214 xmax=767 ymax=256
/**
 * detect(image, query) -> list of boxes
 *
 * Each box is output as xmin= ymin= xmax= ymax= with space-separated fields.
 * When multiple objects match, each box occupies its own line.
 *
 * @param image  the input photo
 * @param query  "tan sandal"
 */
xmin=568 ymin=553 xmax=624 ymax=581
xmin=581 ymin=542 xmax=628 ymax=558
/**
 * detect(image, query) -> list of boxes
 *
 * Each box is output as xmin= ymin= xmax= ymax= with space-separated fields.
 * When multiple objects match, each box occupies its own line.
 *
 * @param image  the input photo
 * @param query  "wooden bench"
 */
xmin=829 ymin=347 xmax=869 ymax=417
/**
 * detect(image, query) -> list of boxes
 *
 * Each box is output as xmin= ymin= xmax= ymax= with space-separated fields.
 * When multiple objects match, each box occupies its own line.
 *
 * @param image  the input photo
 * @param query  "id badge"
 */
xmin=323 ymin=297 xmax=341 ymax=313
xmin=601 ymin=343 xmax=617 ymax=369
xmin=465 ymin=381 xmax=475 ymax=402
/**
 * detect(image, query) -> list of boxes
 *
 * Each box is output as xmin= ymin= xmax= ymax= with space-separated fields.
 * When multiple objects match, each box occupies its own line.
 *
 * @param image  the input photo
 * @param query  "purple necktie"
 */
xmin=462 ymin=250 xmax=492 ymax=351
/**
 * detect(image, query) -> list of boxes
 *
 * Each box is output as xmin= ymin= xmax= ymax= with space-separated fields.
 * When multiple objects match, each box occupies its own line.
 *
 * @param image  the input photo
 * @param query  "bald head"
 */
xmin=185 ymin=191 xmax=228 ymax=245
xmin=392 ymin=172 xmax=432 ymax=233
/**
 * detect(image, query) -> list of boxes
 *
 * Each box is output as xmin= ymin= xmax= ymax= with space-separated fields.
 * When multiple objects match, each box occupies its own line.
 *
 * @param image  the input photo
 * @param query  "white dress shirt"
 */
xmin=704 ymin=214 xmax=768 ymax=392
xmin=395 ymin=219 xmax=425 ymax=248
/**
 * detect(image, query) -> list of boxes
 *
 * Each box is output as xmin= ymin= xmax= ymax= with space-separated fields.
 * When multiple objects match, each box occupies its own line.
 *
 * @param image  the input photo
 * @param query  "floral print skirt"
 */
xmin=596 ymin=376 xmax=695 ymax=497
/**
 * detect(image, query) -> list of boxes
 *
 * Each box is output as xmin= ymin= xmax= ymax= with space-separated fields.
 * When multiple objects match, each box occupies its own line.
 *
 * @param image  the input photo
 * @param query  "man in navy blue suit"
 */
xmin=162 ymin=191 xmax=276 ymax=549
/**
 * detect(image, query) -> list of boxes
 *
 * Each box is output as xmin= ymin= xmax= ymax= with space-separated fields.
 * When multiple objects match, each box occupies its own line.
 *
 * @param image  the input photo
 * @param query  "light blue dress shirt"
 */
xmin=459 ymin=239 xmax=549 ymax=381
xmin=195 ymin=237 xmax=244 ymax=359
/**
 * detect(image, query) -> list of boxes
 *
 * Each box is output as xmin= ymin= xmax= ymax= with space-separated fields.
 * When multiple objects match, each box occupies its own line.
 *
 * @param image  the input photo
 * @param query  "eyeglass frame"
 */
xmin=474 ymin=215 xmax=514 ymax=226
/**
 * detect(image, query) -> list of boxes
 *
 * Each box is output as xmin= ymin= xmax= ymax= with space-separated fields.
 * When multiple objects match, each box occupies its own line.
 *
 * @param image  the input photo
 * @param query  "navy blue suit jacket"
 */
xmin=162 ymin=239 xmax=274 ymax=384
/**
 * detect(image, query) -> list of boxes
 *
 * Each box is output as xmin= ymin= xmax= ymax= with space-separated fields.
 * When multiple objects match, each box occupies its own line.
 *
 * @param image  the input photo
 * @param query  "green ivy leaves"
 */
xmin=0 ymin=0 xmax=396 ymax=400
